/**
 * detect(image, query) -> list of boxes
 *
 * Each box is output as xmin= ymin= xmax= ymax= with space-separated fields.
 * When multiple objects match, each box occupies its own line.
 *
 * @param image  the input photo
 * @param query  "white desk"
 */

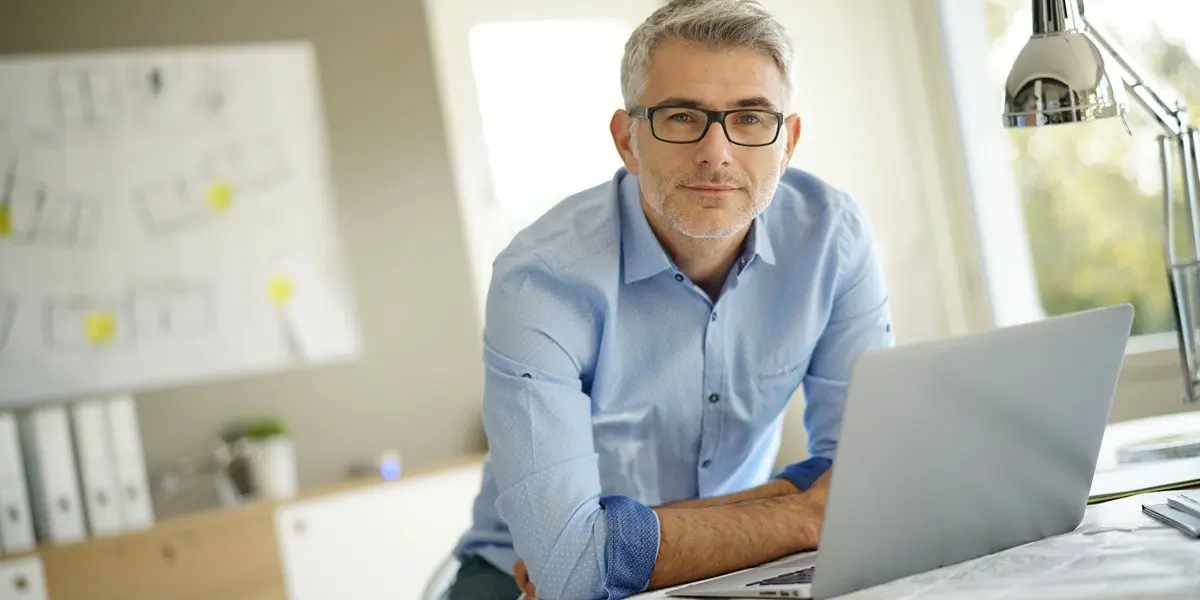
xmin=634 ymin=490 xmax=1200 ymax=599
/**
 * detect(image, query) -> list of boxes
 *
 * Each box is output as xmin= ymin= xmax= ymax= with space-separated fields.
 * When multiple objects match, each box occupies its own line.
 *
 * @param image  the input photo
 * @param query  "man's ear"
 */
xmin=611 ymin=109 xmax=640 ymax=174
xmin=781 ymin=113 xmax=801 ymax=166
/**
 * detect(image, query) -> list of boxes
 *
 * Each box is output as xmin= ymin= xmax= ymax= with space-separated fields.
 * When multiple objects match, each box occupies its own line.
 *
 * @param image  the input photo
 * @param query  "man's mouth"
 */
xmin=683 ymin=184 xmax=739 ymax=192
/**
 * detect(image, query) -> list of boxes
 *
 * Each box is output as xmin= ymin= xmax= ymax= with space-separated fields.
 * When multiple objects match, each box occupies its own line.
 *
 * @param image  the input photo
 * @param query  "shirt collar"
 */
xmin=619 ymin=170 xmax=672 ymax=283
xmin=618 ymin=168 xmax=777 ymax=284
xmin=746 ymin=209 xmax=777 ymax=268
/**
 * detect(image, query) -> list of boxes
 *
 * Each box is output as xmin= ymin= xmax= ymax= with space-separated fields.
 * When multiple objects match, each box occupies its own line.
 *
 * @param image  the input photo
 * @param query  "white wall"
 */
xmin=765 ymin=0 xmax=990 ymax=465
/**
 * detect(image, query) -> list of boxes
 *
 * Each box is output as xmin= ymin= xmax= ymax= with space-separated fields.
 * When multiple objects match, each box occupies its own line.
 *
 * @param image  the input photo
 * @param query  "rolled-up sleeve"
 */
xmin=803 ymin=200 xmax=895 ymax=460
xmin=481 ymin=253 xmax=660 ymax=600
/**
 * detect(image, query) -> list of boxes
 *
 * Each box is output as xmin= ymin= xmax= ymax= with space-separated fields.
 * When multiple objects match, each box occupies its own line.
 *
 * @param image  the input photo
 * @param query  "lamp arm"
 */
xmin=1083 ymin=16 xmax=1189 ymax=136
xmin=1081 ymin=10 xmax=1200 ymax=404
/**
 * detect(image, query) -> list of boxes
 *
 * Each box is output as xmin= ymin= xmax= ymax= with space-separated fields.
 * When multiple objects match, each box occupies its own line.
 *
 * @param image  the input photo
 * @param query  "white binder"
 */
xmin=104 ymin=395 xmax=154 ymax=530
xmin=0 ymin=414 xmax=35 ymax=554
xmin=18 ymin=406 xmax=87 ymax=545
xmin=68 ymin=400 xmax=123 ymax=537
xmin=0 ymin=555 xmax=47 ymax=600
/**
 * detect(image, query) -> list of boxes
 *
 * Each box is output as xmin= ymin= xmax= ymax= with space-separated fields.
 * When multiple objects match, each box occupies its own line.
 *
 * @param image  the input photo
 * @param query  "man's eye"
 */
xmin=735 ymin=114 xmax=762 ymax=125
xmin=666 ymin=112 xmax=696 ymax=122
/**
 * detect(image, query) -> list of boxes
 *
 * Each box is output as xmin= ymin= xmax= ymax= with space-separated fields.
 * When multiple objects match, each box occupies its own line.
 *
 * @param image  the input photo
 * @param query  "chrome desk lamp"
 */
xmin=1002 ymin=0 xmax=1200 ymax=405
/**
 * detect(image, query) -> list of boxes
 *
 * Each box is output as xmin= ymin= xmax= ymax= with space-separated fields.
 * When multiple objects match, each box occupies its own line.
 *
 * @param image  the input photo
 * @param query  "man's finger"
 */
xmin=514 ymin=560 xmax=528 ymax=587
xmin=514 ymin=560 xmax=537 ymax=599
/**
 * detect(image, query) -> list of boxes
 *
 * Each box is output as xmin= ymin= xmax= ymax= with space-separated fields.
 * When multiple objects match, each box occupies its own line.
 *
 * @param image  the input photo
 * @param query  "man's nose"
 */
xmin=694 ymin=122 xmax=733 ymax=167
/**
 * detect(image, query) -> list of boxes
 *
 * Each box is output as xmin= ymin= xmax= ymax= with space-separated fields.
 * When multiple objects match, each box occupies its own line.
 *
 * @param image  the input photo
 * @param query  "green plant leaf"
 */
xmin=244 ymin=416 xmax=289 ymax=440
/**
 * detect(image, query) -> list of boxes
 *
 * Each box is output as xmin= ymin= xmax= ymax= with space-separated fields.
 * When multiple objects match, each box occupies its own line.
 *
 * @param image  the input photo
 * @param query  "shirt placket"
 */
xmin=697 ymin=296 xmax=725 ymax=495
xmin=697 ymin=261 xmax=751 ymax=494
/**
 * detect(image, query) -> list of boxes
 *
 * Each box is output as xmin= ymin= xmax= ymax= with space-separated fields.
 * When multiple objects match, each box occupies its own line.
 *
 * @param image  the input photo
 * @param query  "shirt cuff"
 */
xmin=598 ymin=495 xmax=660 ymax=598
xmin=774 ymin=456 xmax=833 ymax=491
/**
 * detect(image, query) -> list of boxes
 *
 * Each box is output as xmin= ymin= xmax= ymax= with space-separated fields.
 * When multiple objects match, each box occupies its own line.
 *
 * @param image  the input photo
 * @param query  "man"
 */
xmin=448 ymin=1 xmax=894 ymax=598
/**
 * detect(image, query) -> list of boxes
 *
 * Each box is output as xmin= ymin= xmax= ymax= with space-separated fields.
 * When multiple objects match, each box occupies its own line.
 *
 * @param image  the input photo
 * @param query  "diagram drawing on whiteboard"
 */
xmin=132 ymin=136 xmax=289 ymax=236
xmin=41 ymin=280 xmax=216 ymax=354
xmin=201 ymin=137 xmax=289 ymax=194
xmin=128 ymin=279 xmax=215 ymax=341
xmin=46 ymin=61 xmax=231 ymax=135
xmin=50 ymin=67 xmax=125 ymax=131
xmin=0 ymin=293 xmax=15 ymax=352
xmin=43 ymin=293 xmax=132 ymax=352
xmin=0 ymin=155 xmax=102 ymax=249
xmin=131 ymin=174 xmax=208 ymax=237
xmin=125 ymin=59 xmax=231 ymax=128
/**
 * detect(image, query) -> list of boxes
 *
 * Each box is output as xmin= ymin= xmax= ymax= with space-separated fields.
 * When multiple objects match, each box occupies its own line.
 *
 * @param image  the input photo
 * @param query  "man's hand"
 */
xmin=514 ymin=559 xmax=536 ymax=599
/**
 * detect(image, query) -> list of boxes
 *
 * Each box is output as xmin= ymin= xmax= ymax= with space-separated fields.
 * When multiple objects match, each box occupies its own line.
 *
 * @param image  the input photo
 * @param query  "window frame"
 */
xmin=422 ymin=0 xmax=665 ymax=324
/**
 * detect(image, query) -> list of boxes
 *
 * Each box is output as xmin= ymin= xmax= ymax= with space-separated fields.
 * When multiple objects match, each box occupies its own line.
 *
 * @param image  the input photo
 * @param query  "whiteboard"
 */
xmin=0 ymin=42 xmax=361 ymax=406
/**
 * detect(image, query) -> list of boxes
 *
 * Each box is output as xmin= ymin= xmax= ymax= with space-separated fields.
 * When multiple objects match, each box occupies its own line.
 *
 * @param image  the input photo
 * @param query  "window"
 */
xmin=982 ymin=0 xmax=1200 ymax=337
xmin=423 ymin=0 xmax=659 ymax=320
xmin=467 ymin=19 xmax=632 ymax=259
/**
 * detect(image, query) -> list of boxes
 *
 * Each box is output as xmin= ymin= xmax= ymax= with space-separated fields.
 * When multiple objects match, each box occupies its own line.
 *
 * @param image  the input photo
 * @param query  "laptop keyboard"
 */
xmin=747 ymin=566 xmax=815 ymax=587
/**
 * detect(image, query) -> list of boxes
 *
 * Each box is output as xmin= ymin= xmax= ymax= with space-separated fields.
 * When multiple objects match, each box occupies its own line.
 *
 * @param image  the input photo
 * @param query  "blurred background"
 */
xmin=0 ymin=0 xmax=1198 ymax=598
xmin=2 ymin=0 xmax=1197 ymax=518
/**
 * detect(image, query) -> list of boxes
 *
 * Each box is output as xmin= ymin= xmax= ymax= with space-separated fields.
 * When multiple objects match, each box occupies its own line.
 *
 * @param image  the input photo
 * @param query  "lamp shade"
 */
xmin=1001 ymin=0 xmax=1127 ymax=128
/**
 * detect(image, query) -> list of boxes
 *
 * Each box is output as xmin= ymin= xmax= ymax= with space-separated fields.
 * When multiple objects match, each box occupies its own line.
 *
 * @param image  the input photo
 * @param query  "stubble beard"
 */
xmin=631 ymin=127 xmax=783 ymax=240
xmin=643 ymin=162 xmax=781 ymax=240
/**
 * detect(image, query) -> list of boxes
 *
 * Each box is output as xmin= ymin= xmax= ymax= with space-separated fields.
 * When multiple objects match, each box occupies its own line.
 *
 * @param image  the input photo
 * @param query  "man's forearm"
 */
xmin=647 ymin=491 xmax=822 ymax=590
xmin=655 ymin=479 xmax=797 ymax=510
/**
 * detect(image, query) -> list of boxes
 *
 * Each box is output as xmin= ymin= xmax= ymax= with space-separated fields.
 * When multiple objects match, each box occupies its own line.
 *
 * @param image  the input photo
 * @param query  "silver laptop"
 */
xmin=669 ymin=304 xmax=1134 ymax=599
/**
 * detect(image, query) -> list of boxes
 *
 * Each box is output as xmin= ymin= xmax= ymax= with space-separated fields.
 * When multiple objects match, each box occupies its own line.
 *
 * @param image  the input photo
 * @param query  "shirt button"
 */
xmin=708 ymin=393 xmax=720 ymax=403
xmin=710 ymin=312 xmax=718 ymax=322
xmin=674 ymin=273 xmax=685 ymax=282
xmin=701 ymin=459 xmax=712 ymax=468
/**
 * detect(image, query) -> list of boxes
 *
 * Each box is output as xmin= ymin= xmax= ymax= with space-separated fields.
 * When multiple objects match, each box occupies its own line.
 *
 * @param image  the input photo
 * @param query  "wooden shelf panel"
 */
xmin=1 ymin=453 xmax=485 ymax=600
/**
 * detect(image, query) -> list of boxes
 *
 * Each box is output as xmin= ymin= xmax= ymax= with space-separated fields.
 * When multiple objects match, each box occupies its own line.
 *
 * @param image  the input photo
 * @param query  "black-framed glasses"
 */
xmin=631 ymin=105 xmax=784 ymax=147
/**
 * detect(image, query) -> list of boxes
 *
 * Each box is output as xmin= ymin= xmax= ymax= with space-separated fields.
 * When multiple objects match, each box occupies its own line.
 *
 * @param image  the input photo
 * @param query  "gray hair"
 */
xmin=620 ymin=0 xmax=794 ymax=111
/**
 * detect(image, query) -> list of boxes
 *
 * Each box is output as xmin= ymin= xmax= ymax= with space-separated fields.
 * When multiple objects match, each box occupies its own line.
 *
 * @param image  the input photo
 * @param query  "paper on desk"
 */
xmin=835 ymin=491 xmax=1200 ymax=600
xmin=636 ymin=492 xmax=1200 ymax=600
xmin=1088 ymin=456 xmax=1200 ymax=504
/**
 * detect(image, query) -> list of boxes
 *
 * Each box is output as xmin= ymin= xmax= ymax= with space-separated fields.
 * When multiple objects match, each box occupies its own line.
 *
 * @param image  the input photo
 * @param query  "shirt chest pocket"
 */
xmin=750 ymin=355 xmax=811 ymax=423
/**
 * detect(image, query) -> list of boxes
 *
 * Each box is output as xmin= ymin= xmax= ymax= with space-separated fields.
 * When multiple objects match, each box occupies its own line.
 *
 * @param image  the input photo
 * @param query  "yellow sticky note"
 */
xmin=207 ymin=180 xmax=235 ymax=213
xmin=84 ymin=310 xmax=117 ymax=345
xmin=0 ymin=205 xmax=11 ymax=237
xmin=267 ymin=276 xmax=295 ymax=307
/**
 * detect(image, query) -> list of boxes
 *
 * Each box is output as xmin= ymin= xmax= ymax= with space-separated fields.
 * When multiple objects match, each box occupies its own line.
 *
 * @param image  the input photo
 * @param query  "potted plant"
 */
xmin=242 ymin=416 xmax=298 ymax=501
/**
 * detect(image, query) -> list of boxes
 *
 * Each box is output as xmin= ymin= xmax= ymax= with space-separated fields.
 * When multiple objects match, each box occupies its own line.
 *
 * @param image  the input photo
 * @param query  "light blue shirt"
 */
xmin=453 ymin=166 xmax=894 ymax=600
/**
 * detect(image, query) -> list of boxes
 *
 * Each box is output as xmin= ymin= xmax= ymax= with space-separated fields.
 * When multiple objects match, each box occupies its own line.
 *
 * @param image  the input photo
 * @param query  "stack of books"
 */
xmin=1143 ymin=490 xmax=1200 ymax=538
